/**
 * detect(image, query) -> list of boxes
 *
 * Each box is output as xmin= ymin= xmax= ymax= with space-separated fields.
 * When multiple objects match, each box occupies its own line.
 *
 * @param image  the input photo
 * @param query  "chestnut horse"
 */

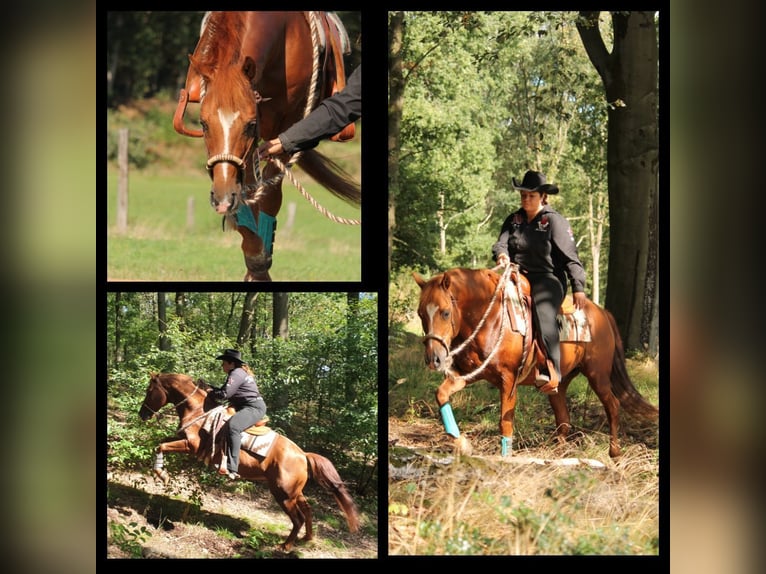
xmin=413 ymin=266 xmax=658 ymax=459
xmin=173 ymin=11 xmax=361 ymax=281
xmin=138 ymin=372 xmax=360 ymax=551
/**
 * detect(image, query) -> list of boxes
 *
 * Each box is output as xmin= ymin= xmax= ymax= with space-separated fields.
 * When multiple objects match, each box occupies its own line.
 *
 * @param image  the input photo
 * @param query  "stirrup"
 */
xmin=535 ymin=363 xmax=559 ymax=395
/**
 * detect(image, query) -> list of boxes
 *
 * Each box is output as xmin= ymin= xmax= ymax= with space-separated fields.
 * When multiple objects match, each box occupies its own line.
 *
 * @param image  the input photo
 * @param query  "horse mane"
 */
xmin=195 ymin=12 xmax=244 ymax=71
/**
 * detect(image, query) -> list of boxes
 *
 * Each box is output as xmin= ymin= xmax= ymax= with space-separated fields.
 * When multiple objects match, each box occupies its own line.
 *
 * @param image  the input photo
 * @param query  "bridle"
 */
xmin=203 ymin=11 xmax=324 ymax=209
xmin=421 ymin=264 xmax=525 ymax=388
xmin=140 ymin=379 xmax=202 ymax=418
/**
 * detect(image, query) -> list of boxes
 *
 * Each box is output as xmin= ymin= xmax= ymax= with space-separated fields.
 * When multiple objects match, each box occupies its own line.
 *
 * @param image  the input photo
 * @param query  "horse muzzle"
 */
xmin=207 ymin=154 xmax=247 ymax=214
xmin=138 ymin=405 xmax=156 ymax=421
xmin=422 ymin=334 xmax=452 ymax=372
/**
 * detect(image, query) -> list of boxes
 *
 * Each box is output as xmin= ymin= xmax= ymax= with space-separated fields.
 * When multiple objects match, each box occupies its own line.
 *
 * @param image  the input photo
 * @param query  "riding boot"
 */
xmin=535 ymin=358 xmax=559 ymax=395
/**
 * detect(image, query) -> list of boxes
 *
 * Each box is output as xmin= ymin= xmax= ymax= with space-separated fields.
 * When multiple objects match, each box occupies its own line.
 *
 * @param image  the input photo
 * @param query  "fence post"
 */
xmin=285 ymin=201 xmax=296 ymax=230
xmin=117 ymin=128 xmax=129 ymax=232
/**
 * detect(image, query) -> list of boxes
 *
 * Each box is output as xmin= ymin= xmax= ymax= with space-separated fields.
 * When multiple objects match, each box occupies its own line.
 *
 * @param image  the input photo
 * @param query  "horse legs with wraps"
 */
xmin=436 ymin=374 xmax=474 ymax=456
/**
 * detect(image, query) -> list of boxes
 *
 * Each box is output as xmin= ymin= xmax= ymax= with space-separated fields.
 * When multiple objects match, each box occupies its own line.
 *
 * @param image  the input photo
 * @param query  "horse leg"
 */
xmin=273 ymin=494 xmax=305 ymax=552
xmin=435 ymin=375 xmax=471 ymax=455
xmin=548 ymin=387 xmax=571 ymax=446
xmin=152 ymin=438 xmax=197 ymax=485
xmin=237 ymin=225 xmax=272 ymax=282
xmin=588 ymin=373 xmax=623 ymax=458
xmin=296 ymin=494 xmax=313 ymax=542
xmin=499 ymin=378 xmax=519 ymax=456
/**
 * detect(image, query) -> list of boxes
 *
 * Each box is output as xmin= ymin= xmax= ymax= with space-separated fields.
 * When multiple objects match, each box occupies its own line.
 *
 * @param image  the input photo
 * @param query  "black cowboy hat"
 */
xmin=215 ymin=348 xmax=246 ymax=364
xmin=512 ymin=170 xmax=559 ymax=195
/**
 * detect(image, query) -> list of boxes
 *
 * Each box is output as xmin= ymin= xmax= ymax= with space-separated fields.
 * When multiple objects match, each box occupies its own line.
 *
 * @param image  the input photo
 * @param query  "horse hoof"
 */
xmin=455 ymin=435 xmax=472 ymax=456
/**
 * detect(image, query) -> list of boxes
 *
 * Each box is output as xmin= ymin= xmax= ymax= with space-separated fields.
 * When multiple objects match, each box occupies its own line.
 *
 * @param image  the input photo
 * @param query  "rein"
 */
xmin=140 ymin=381 xmax=202 ymax=418
xmin=426 ymin=264 xmax=529 ymax=396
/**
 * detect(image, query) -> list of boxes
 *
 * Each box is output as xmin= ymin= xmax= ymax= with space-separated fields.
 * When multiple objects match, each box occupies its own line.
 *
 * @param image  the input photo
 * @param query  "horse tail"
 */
xmin=604 ymin=308 xmax=659 ymax=421
xmin=305 ymin=452 xmax=361 ymax=533
xmin=297 ymin=149 xmax=361 ymax=205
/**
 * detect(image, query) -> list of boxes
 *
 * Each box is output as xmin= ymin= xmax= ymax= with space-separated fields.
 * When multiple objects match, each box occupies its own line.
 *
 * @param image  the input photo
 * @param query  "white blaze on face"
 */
xmin=425 ymin=303 xmax=439 ymax=334
xmin=216 ymin=108 xmax=241 ymax=186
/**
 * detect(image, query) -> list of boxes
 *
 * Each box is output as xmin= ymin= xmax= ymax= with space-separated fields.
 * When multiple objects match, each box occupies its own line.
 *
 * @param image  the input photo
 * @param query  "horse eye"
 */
xmin=441 ymin=310 xmax=450 ymax=320
xmin=244 ymin=120 xmax=258 ymax=137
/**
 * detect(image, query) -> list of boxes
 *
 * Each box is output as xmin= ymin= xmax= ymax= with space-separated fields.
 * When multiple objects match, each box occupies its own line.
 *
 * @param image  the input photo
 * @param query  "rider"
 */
xmin=210 ymin=349 xmax=267 ymax=480
xmin=492 ymin=170 xmax=587 ymax=395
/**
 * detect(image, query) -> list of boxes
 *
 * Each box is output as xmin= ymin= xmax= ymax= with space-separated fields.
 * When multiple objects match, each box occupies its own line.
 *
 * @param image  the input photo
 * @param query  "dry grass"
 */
xmin=388 ymin=417 xmax=659 ymax=556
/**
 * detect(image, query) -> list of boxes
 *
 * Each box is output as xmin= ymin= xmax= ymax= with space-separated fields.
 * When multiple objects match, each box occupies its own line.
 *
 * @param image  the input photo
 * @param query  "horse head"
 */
xmin=138 ymin=372 xmax=206 ymax=421
xmin=138 ymin=372 xmax=171 ymax=421
xmin=192 ymin=53 xmax=261 ymax=215
xmin=413 ymin=271 xmax=463 ymax=372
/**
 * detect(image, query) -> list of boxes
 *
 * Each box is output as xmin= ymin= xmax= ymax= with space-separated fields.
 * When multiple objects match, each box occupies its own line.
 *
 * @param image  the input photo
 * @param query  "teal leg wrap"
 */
xmin=501 ymin=435 xmax=513 ymax=457
xmin=440 ymin=403 xmax=460 ymax=438
xmin=235 ymin=205 xmax=276 ymax=256
xmin=256 ymin=212 xmax=276 ymax=255
xmin=236 ymin=202 xmax=258 ymax=234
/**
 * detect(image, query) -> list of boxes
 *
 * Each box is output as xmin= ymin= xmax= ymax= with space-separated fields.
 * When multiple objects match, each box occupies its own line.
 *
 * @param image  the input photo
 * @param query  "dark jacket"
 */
xmin=279 ymin=65 xmax=362 ymax=154
xmin=492 ymin=205 xmax=586 ymax=294
xmin=220 ymin=367 xmax=263 ymax=409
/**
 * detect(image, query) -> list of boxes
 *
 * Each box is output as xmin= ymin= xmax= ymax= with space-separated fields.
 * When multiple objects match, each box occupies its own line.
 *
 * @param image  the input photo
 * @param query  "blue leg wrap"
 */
xmin=440 ymin=403 xmax=460 ymax=438
xmin=236 ymin=205 xmax=277 ymax=256
xmin=257 ymin=212 xmax=276 ymax=255
xmin=501 ymin=435 xmax=513 ymax=457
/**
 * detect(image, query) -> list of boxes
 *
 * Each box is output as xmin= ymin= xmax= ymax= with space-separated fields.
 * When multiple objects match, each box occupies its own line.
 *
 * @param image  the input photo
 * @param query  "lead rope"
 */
xmin=442 ymin=265 xmax=513 ymax=384
xmin=251 ymin=11 xmax=360 ymax=226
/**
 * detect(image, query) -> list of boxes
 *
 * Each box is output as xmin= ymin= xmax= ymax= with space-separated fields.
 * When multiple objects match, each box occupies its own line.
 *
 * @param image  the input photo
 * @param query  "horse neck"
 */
xmin=454 ymin=271 xmax=506 ymax=345
xmin=162 ymin=376 xmax=206 ymax=422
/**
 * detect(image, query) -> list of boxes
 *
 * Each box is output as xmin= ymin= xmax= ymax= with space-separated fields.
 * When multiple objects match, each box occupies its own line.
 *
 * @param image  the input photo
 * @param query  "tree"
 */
xmin=237 ymin=292 xmax=258 ymax=347
xmin=157 ymin=292 xmax=170 ymax=351
xmin=577 ymin=11 xmax=659 ymax=353
xmin=388 ymin=12 xmax=405 ymax=277
xmin=273 ymin=293 xmax=289 ymax=339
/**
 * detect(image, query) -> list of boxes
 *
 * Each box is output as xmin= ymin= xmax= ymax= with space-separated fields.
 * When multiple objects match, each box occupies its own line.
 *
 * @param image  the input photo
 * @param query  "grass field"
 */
xmin=106 ymin=166 xmax=362 ymax=282
xmin=106 ymin=96 xmax=362 ymax=282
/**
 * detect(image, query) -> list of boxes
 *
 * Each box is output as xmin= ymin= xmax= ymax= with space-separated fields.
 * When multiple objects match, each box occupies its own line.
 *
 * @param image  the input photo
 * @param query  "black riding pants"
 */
xmin=527 ymin=272 xmax=565 ymax=379
xmin=226 ymin=399 xmax=267 ymax=473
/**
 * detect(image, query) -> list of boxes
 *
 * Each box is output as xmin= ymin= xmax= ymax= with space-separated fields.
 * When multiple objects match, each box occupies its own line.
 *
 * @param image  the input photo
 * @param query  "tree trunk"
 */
xmin=237 ymin=292 xmax=258 ymax=347
xmin=577 ymin=11 xmax=659 ymax=352
xmin=157 ymin=292 xmax=170 ymax=351
xmin=114 ymin=293 xmax=123 ymax=364
xmin=345 ymin=293 xmax=360 ymax=402
xmin=388 ymin=12 xmax=405 ymax=277
xmin=273 ymin=293 xmax=289 ymax=339
xmin=175 ymin=292 xmax=186 ymax=331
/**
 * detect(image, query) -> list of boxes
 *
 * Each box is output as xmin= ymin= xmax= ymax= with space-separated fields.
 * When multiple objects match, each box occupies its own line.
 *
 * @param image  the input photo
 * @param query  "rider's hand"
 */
xmin=496 ymin=254 xmax=510 ymax=267
xmin=257 ymin=138 xmax=284 ymax=157
xmin=572 ymin=291 xmax=587 ymax=310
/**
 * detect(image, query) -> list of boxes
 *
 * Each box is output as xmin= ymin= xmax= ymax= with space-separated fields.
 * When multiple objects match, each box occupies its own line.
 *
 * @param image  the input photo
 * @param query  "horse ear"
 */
xmin=413 ymin=272 xmax=426 ymax=288
xmin=242 ymin=56 xmax=257 ymax=81
xmin=440 ymin=273 xmax=451 ymax=290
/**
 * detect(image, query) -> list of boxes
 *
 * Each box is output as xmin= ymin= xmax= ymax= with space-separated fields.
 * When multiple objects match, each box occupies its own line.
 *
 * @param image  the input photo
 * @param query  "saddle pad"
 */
xmin=559 ymin=308 xmax=591 ymax=342
xmin=505 ymin=290 xmax=591 ymax=342
xmin=241 ymin=429 xmax=278 ymax=458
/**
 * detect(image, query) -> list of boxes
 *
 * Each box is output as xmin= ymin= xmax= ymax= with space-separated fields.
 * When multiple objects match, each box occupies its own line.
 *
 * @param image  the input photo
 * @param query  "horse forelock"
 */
xmin=196 ymin=12 xmax=246 ymax=73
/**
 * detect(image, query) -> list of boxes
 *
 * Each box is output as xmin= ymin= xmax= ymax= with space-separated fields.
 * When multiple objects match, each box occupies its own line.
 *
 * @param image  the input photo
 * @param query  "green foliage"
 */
xmin=108 ymin=521 xmax=151 ymax=558
xmin=106 ymin=292 xmax=378 ymax=490
xmin=392 ymin=11 xmax=610 ymax=290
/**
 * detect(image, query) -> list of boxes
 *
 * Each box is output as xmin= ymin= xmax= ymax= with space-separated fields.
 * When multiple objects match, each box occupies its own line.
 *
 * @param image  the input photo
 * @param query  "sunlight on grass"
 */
xmin=106 ymin=168 xmax=361 ymax=281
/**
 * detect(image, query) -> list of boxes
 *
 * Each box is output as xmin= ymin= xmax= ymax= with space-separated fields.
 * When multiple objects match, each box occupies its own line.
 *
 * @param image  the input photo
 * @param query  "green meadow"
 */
xmin=107 ymin=168 xmax=361 ymax=282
